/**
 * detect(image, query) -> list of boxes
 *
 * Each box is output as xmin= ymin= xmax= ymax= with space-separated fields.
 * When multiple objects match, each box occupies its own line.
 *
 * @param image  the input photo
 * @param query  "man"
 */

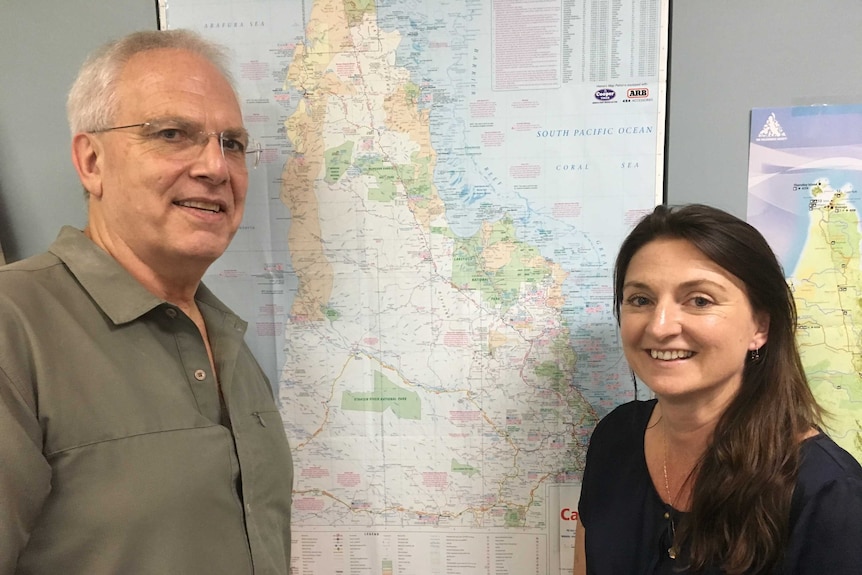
xmin=0 ymin=30 xmax=293 ymax=574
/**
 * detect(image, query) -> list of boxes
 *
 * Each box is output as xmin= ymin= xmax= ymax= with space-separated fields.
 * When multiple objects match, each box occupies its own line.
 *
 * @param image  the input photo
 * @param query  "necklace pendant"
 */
xmin=668 ymin=546 xmax=677 ymax=560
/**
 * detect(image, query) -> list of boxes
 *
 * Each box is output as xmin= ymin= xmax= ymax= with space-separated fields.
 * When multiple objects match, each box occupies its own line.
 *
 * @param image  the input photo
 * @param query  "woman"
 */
xmin=574 ymin=204 xmax=862 ymax=574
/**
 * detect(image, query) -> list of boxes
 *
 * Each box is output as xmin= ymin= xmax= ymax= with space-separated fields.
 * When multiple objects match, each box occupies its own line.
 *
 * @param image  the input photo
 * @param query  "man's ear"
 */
xmin=71 ymin=133 xmax=104 ymax=199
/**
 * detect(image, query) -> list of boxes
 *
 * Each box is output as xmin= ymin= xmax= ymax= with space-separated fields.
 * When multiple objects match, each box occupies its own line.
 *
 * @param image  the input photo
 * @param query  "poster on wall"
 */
xmin=748 ymin=105 xmax=862 ymax=465
xmin=161 ymin=1 xmax=668 ymax=572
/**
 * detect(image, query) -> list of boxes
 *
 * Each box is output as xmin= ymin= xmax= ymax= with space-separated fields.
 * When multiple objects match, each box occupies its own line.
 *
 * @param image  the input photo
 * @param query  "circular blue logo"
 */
xmin=594 ymin=89 xmax=616 ymax=101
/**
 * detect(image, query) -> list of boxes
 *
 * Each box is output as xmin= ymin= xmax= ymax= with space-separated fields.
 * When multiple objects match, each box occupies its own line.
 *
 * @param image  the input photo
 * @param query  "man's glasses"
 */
xmin=91 ymin=119 xmax=262 ymax=170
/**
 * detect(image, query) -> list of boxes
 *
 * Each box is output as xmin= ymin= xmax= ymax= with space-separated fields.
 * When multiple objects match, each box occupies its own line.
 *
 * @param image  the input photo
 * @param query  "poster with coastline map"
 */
xmin=162 ymin=1 xmax=668 ymax=572
xmin=748 ymin=105 xmax=862 ymax=464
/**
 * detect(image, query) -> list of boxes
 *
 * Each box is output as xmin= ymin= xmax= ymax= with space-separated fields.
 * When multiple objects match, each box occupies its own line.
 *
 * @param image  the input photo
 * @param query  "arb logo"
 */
xmin=560 ymin=508 xmax=579 ymax=521
xmin=626 ymin=88 xmax=649 ymax=99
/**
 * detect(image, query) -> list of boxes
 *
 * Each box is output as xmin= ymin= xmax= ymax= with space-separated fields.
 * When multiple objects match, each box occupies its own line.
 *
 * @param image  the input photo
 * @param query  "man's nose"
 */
xmin=192 ymin=134 xmax=230 ymax=183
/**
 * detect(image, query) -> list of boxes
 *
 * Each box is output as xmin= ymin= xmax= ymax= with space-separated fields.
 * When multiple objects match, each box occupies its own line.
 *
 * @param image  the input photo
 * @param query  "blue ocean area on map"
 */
xmin=751 ymin=167 xmax=862 ymax=277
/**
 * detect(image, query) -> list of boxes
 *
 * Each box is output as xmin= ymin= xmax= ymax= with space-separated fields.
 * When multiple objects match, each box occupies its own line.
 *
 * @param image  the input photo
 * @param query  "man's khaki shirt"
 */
xmin=0 ymin=227 xmax=293 ymax=574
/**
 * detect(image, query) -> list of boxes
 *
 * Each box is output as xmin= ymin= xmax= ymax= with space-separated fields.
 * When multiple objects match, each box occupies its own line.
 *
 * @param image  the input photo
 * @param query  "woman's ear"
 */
xmin=750 ymin=311 xmax=770 ymax=351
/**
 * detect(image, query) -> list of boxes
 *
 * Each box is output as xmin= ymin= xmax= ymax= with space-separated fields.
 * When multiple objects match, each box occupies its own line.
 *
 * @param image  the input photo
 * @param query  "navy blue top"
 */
xmin=578 ymin=400 xmax=862 ymax=574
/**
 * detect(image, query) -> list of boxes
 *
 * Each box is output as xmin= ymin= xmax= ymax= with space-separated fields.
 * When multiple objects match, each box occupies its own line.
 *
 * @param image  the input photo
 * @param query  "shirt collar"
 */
xmin=48 ymin=226 xmax=239 ymax=327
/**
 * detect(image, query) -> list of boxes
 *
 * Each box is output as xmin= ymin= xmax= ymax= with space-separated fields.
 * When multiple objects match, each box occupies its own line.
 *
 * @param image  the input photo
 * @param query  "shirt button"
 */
xmin=165 ymin=308 xmax=178 ymax=319
xmin=246 ymin=503 xmax=252 ymax=515
xmin=663 ymin=512 xmax=670 ymax=520
xmin=194 ymin=369 xmax=207 ymax=381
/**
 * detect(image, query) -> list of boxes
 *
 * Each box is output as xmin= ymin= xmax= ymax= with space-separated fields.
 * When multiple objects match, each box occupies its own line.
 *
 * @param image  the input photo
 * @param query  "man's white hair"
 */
xmin=66 ymin=29 xmax=236 ymax=135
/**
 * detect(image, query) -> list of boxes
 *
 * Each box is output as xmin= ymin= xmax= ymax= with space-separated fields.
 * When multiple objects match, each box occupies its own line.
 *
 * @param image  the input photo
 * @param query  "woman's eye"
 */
xmin=692 ymin=296 xmax=711 ymax=307
xmin=627 ymin=295 xmax=650 ymax=306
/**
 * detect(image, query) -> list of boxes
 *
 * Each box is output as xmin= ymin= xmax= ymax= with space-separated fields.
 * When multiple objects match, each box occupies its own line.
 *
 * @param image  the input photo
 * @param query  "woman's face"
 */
xmin=618 ymin=238 xmax=769 ymax=403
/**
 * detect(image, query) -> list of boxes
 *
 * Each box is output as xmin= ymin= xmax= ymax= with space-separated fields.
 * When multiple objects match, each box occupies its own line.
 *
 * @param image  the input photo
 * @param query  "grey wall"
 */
xmin=3 ymin=1 xmax=862 ymax=259
xmin=666 ymin=0 xmax=862 ymax=217
xmin=0 ymin=0 xmax=157 ymax=263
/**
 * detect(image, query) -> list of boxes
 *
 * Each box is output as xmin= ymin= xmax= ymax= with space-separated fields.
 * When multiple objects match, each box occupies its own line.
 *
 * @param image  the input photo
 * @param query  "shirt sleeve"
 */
xmin=577 ymin=410 xmax=605 ymax=528
xmin=577 ymin=401 xmax=639 ymax=527
xmin=0 ymin=365 xmax=51 ymax=574
xmin=786 ymin=475 xmax=862 ymax=574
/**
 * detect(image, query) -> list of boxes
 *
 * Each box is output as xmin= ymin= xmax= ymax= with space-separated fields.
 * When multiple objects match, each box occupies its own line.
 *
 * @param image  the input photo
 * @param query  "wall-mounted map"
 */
xmin=163 ymin=1 xmax=668 ymax=572
xmin=748 ymin=104 xmax=862 ymax=465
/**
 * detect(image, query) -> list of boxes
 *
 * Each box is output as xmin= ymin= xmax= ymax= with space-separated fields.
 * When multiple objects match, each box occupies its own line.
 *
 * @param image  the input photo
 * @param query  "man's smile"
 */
xmin=174 ymin=199 xmax=222 ymax=213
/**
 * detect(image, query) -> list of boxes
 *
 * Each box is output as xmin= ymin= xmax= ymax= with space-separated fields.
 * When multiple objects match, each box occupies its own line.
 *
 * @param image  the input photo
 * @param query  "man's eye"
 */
xmin=692 ymin=296 xmax=711 ymax=307
xmin=221 ymin=137 xmax=246 ymax=153
xmin=159 ymin=128 xmax=187 ymax=141
xmin=149 ymin=127 xmax=189 ymax=142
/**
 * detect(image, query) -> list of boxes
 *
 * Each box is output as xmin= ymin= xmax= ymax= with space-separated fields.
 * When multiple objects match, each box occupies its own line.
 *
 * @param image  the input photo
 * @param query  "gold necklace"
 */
xmin=662 ymin=426 xmax=679 ymax=560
